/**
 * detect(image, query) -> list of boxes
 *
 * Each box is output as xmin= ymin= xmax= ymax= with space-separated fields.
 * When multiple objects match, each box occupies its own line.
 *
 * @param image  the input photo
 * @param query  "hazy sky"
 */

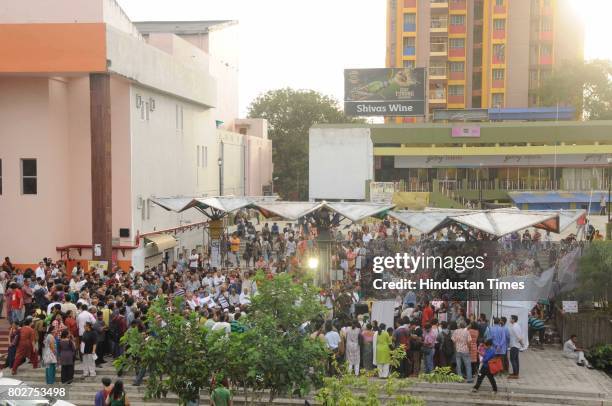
xmin=117 ymin=0 xmax=611 ymax=116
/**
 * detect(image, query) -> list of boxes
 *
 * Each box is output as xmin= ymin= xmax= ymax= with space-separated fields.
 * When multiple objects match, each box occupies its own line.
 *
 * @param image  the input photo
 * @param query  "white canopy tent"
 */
xmin=390 ymin=208 xmax=566 ymax=238
xmin=254 ymin=201 xmax=323 ymax=221
xmin=149 ymin=196 xmax=256 ymax=219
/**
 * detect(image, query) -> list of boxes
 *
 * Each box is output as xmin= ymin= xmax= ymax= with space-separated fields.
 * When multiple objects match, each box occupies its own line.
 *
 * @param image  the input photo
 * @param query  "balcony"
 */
xmin=404 ymin=0 xmax=416 ymax=8
xmin=404 ymin=23 xmax=416 ymax=32
xmin=539 ymin=30 xmax=553 ymax=41
xmin=493 ymin=29 xmax=505 ymax=40
xmin=430 ymin=18 xmax=448 ymax=32
xmin=429 ymin=89 xmax=447 ymax=103
xmin=494 ymin=4 xmax=506 ymax=14
xmin=449 ymin=24 xmax=466 ymax=34
xmin=492 ymin=79 xmax=505 ymax=89
xmin=449 ymin=70 xmax=464 ymax=80
xmin=430 ymin=42 xmax=448 ymax=56
xmin=448 ymin=94 xmax=464 ymax=104
xmin=539 ymin=55 xmax=553 ymax=65
xmin=403 ymin=46 xmax=416 ymax=56
xmin=429 ymin=66 xmax=447 ymax=79
xmin=449 ymin=0 xmax=467 ymax=11
xmin=449 ymin=47 xmax=465 ymax=57
xmin=431 ymin=0 xmax=449 ymax=9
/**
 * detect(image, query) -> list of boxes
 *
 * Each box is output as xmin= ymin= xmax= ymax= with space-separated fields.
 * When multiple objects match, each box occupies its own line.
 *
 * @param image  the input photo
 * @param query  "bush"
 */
xmin=418 ymin=367 xmax=465 ymax=383
xmin=586 ymin=344 xmax=612 ymax=372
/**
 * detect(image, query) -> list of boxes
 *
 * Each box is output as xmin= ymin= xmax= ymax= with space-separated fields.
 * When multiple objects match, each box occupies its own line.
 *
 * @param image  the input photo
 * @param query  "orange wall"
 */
xmin=0 ymin=23 xmax=107 ymax=73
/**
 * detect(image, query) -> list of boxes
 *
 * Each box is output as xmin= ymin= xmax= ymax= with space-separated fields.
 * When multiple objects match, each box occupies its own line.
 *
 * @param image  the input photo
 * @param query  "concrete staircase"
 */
xmin=7 ymin=363 xmax=611 ymax=406
xmin=0 ymin=316 xmax=9 ymax=364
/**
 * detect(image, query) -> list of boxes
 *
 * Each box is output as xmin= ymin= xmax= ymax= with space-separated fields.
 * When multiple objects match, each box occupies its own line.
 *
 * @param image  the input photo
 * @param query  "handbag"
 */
xmin=488 ymin=357 xmax=503 ymax=375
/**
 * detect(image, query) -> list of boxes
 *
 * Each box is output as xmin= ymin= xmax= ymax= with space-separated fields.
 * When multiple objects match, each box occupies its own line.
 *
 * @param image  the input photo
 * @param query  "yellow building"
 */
xmin=386 ymin=0 xmax=584 ymax=120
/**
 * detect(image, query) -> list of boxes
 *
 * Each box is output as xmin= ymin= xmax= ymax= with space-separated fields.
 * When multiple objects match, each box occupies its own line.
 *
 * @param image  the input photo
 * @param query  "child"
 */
xmin=472 ymin=339 xmax=498 ymax=394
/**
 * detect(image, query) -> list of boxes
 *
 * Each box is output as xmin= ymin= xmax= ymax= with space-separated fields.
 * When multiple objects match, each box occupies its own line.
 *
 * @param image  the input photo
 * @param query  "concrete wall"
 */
xmin=207 ymin=24 xmax=240 ymax=130
xmin=0 ymin=77 xmax=85 ymax=263
xmin=219 ymin=131 xmax=245 ymax=196
xmin=309 ymin=127 xmax=374 ymax=201
xmin=106 ymin=26 xmax=217 ymax=108
xmin=506 ymin=0 xmax=530 ymax=108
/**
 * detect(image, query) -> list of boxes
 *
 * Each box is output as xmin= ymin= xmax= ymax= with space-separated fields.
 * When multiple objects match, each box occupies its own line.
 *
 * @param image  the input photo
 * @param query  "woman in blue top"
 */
xmin=472 ymin=339 xmax=498 ymax=393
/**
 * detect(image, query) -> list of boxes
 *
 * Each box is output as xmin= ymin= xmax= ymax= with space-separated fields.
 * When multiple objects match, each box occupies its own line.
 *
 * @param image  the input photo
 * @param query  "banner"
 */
xmin=87 ymin=260 xmax=109 ymax=273
xmin=344 ymin=68 xmax=425 ymax=116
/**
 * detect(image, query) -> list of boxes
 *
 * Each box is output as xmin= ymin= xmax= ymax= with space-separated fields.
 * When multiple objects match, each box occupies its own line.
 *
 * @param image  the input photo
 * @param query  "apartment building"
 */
xmin=386 ymin=0 xmax=584 ymax=118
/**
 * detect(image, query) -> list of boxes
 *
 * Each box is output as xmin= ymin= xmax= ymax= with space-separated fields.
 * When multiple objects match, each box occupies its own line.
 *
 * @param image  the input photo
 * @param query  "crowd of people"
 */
xmin=0 ymin=213 xmax=597 ymax=402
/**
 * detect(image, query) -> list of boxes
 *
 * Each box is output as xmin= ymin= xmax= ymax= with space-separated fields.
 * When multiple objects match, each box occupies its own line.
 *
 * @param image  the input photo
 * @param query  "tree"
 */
xmin=225 ymin=272 xmax=328 ymax=401
xmin=577 ymin=242 xmax=612 ymax=307
xmin=247 ymin=88 xmax=361 ymax=200
xmin=116 ymin=272 xmax=328 ymax=404
xmin=115 ymin=297 xmax=231 ymax=405
xmin=536 ymin=59 xmax=612 ymax=120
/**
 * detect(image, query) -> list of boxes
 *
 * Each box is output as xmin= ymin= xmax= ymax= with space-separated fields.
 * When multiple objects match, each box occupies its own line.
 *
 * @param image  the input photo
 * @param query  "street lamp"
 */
xmin=307 ymin=257 xmax=319 ymax=270
xmin=218 ymin=157 xmax=223 ymax=196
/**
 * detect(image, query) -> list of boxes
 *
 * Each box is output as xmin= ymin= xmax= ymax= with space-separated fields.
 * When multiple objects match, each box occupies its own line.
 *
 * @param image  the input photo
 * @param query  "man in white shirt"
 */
xmin=188 ymin=249 xmax=199 ymax=271
xmin=35 ymin=262 xmax=46 ymax=281
xmin=77 ymin=304 xmax=96 ymax=337
xmin=508 ymin=315 xmax=524 ymax=379
xmin=563 ymin=335 xmax=593 ymax=368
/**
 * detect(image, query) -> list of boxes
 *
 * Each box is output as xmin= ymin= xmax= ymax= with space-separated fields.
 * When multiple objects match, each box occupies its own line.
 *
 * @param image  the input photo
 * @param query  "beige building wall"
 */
xmin=505 ymin=0 xmax=531 ymax=108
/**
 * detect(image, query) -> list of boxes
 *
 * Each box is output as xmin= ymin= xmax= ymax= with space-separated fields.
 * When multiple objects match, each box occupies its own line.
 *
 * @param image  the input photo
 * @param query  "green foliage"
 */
xmin=577 ymin=242 xmax=612 ymax=307
xmin=536 ymin=59 xmax=612 ymax=120
xmin=115 ymin=296 xmax=230 ymax=404
xmin=116 ymin=273 xmax=329 ymax=404
xmin=315 ymin=371 xmax=424 ymax=406
xmin=247 ymin=88 xmax=361 ymax=200
xmin=418 ymin=366 xmax=465 ymax=383
xmin=316 ymin=347 xmax=424 ymax=406
xmin=586 ymin=344 xmax=612 ymax=372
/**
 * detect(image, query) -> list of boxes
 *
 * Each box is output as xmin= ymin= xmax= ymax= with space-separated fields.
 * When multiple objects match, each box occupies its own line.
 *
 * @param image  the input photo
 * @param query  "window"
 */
xmin=197 ymin=146 xmax=201 ymax=167
xmin=450 ymin=61 xmax=465 ymax=72
xmin=140 ymin=103 xmax=145 ymax=121
xmin=494 ymin=19 xmax=505 ymax=31
xmin=450 ymin=38 xmax=465 ymax=49
xmin=473 ymin=72 xmax=482 ymax=89
xmin=202 ymin=146 xmax=208 ymax=168
xmin=144 ymin=102 xmax=150 ymax=121
xmin=493 ymin=68 xmax=505 ymax=80
xmin=492 ymin=93 xmax=504 ymax=107
xmin=473 ymin=48 xmax=483 ymax=66
xmin=403 ymin=60 xmax=416 ymax=68
xmin=21 ymin=159 xmax=37 ymax=195
xmin=493 ymin=44 xmax=505 ymax=62
xmin=404 ymin=13 xmax=416 ymax=31
xmin=496 ymin=0 xmax=504 ymax=6
xmin=450 ymin=15 xmax=465 ymax=25
xmin=449 ymin=85 xmax=464 ymax=96
xmin=541 ymin=44 xmax=552 ymax=56
xmin=542 ymin=17 xmax=552 ymax=32
xmin=403 ymin=37 xmax=416 ymax=55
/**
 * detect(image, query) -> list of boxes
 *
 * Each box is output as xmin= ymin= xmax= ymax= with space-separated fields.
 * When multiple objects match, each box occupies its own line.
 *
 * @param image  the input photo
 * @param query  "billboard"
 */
xmin=344 ymin=68 xmax=426 ymax=116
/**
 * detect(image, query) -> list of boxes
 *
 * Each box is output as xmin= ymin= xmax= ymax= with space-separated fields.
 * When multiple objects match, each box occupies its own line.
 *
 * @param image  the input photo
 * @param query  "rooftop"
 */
xmin=134 ymin=20 xmax=237 ymax=35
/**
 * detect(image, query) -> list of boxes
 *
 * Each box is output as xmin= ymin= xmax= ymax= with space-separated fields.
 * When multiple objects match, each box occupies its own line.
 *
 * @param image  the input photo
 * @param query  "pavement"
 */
xmin=491 ymin=345 xmax=612 ymax=396
xmin=3 ymin=345 xmax=611 ymax=406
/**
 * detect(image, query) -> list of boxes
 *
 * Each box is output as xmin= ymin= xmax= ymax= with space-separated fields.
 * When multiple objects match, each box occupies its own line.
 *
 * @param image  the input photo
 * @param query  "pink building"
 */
xmin=0 ymin=0 xmax=272 ymax=270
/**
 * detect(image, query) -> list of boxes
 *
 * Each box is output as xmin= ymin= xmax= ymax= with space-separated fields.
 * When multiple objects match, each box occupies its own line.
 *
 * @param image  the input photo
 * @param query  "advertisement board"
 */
xmin=344 ymin=68 xmax=425 ymax=116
